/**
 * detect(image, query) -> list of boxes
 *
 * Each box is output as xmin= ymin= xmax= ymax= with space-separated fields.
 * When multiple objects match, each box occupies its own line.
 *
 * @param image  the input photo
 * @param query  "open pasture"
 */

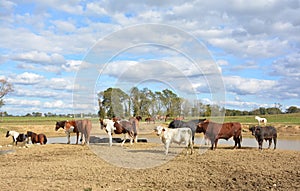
xmin=0 ymin=114 xmax=300 ymax=190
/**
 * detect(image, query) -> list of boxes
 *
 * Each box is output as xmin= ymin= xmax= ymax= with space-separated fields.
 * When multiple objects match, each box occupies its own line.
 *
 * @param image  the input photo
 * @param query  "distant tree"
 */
xmin=204 ymin=104 xmax=211 ymax=117
xmin=286 ymin=106 xmax=300 ymax=113
xmin=0 ymin=79 xmax=13 ymax=108
xmin=266 ymin=107 xmax=282 ymax=115
xmin=98 ymin=88 xmax=127 ymax=118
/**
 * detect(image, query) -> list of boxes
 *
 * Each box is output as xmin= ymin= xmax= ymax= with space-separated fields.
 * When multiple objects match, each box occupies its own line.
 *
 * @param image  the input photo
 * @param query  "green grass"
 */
xmin=0 ymin=113 xmax=299 ymax=126
xmin=184 ymin=113 xmax=300 ymax=125
xmin=0 ymin=116 xmax=101 ymax=126
xmin=213 ymin=113 xmax=300 ymax=125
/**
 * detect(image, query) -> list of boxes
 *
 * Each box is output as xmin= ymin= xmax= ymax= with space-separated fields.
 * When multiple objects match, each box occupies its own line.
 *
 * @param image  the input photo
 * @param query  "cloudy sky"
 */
xmin=0 ymin=0 xmax=300 ymax=115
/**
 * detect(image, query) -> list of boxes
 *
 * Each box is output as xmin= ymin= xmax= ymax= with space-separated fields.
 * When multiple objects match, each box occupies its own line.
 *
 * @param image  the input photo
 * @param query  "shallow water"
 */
xmin=47 ymin=135 xmax=300 ymax=151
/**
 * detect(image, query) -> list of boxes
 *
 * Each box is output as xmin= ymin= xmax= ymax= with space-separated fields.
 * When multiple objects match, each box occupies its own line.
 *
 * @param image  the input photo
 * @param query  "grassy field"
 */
xmin=0 ymin=113 xmax=299 ymax=143
xmin=0 ymin=113 xmax=299 ymax=126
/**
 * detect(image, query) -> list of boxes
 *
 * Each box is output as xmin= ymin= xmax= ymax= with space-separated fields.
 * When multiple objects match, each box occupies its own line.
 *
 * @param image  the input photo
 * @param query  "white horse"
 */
xmin=255 ymin=116 xmax=267 ymax=126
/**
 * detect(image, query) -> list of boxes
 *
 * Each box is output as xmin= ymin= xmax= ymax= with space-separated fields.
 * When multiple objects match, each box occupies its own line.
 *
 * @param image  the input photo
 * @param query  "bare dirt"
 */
xmin=0 ymin=122 xmax=300 ymax=191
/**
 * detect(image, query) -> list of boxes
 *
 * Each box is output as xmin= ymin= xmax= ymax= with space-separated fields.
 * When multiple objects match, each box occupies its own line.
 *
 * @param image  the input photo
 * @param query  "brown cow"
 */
xmin=197 ymin=120 xmax=242 ymax=150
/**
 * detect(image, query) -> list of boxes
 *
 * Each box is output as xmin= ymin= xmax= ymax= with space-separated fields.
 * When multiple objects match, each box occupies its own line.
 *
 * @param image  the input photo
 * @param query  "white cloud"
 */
xmin=5 ymin=98 xmax=41 ymax=107
xmin=62 ymin=60 xmax=84 ymax=71
xmin=44 ymin=100 xmax=65 ymax=108
xmin=12 ymin=51 xmax=66 ymax=65
xmin=1 ymin=0 xmax=300 ymax=114
xmin=45 ymin=78 xmax=74 ymax=91
xmin=10 ymin=72 xmax=44 ymax=85
xmin=51 ymin=20 xmax=77 ymax=33
xmin=224 ymin=76 xmax=277 ymax=95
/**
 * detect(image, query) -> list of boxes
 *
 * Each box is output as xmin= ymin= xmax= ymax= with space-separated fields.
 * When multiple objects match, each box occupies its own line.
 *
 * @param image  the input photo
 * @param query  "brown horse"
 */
xmin=114 ymin=120 xmax=135 ymax=146
xmin=145 ymin=117 xmax=155 ymax=124
xmin=65 ymin=119 xmax=92 ymax=144
xmin=197 ymin=120 xmax=242 ymax=150
xmin=55 ymin=120 xmax=81 ymax=144
xmin=27 ymin=131 xmax=47 ymax=145
xmin=129 ymin=116 xmax=142 ymax=143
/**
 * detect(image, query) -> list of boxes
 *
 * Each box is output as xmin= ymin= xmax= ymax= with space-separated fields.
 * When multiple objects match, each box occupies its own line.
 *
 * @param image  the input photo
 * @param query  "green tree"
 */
xmin=286 ymin=106 xmax=300 ymax=113
xmin=98 ymin=88 xmax=128 ymax=118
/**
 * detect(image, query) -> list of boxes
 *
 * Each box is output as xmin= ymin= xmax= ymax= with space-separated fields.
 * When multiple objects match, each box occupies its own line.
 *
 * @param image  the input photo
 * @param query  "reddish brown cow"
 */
xmin=197 ymin=120 xmax=242 ymax=150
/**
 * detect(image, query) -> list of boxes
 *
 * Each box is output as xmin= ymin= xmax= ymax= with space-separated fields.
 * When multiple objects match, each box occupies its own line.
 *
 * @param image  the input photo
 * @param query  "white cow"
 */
xmin=154 ymin=126 xmax=193 ymax=155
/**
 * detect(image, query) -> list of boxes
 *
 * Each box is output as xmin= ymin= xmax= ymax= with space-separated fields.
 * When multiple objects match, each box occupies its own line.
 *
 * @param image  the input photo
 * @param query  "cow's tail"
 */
xmin=239 ymin=132 xmax=242 ymax=143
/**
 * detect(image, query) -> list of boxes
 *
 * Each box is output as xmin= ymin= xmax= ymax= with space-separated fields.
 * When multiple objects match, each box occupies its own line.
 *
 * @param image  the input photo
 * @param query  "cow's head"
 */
xmin=249 ymin=126 xmax=256 ymax=136
xmin=254 ymin=126 xmax=262 ymax=136
xmin=154 ymin=126 xmax=165 ymax=136
xmin=196 ymin=119 xmax=209 ymax=133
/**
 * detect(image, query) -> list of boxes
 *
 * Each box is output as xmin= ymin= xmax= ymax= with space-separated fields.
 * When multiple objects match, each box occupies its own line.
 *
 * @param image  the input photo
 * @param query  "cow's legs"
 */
xmin=108 ymin=132 xmax=113 ymax=147
xmin=268 ymin=139 xmax=272 ymax=149
xmin=210 ymin=140 xmax=214 ymax=150
xmin=214 ymin=139 xmax=219 ymax=150
xmin=233 ymin=137 xmax=237 ymax=149
xmin=76 ymin=132 xmax=79 ymax=144
xmin=164 ymin=141 xmax=170 ymax=155
xmin=188 ymin=139 xmax=194 ymax=155
xmin=258 ymin=140 xmax=263 ymax=150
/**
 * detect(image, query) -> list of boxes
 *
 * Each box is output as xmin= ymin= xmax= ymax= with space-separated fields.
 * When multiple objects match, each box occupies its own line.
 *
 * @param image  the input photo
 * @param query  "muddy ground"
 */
xmin=0 ymin=122 xmax=300 ymax=191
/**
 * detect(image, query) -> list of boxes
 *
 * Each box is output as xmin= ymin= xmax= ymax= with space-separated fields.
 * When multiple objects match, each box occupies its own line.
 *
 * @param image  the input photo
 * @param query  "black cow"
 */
xmin=249 ymin=126 xmax=277 ymax=150
xmin=168 ymin=119 xmax=206 ymax=143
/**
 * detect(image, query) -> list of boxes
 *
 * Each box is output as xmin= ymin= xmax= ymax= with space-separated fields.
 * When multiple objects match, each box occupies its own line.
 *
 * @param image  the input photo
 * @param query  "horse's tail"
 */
xmin=43 ymin=135 xmax=47 ymax=144
xmin=132 ymin=120 xmax=137 ymax=137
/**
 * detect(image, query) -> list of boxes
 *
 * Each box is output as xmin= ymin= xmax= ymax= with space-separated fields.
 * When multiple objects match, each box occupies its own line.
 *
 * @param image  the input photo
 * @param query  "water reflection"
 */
xmin=47 ymin=136 xmax=300 ymax=151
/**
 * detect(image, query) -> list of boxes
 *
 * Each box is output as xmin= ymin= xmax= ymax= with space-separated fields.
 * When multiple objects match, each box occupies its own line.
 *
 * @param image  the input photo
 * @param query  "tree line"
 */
xmin=97 ymin=87 xmax=300 ymax=119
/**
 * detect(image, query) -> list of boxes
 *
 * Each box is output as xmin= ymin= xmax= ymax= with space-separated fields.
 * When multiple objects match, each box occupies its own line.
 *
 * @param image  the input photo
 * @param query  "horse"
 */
xmin=6 ymin=130 xmax=27 ymax=145
xmin=65 ymin=119 xmax=92 ymax=145
xmin=27 ymin=131 xmax=47 ymax=145
xmin=145 ymin=117 xmax=155 ymax=124
xmin=129 ymin=116 xmax=142 ymax=143
xmin=197 ymin=120 xmax=242 ymax=150
xmin=168 ymin=118 xmax=206 ymax=144
xmin=255 ymin=116 xmax=267 ymax=126
xmin=100 ymin=118 xmax=135 ymax=147
xmin=55 ymin=120 xmax=82 ymax=144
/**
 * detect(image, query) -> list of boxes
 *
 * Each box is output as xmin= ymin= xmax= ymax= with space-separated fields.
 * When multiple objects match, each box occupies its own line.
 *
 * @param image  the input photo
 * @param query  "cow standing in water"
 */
xmin=249 ymin=125 xmax=277 ymax=150
xmin=197 ymin=120 xmax=242 ymax=150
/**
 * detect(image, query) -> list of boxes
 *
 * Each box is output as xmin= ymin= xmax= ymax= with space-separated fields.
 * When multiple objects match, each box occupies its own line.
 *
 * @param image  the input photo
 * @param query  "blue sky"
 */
xmin=0 ymin=0 xmax=300 ymax=115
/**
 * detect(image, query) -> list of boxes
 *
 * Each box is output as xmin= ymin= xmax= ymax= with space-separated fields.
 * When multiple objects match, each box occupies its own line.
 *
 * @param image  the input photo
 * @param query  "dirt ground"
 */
xmin=0 ymin=122 xmax=300 ymax=191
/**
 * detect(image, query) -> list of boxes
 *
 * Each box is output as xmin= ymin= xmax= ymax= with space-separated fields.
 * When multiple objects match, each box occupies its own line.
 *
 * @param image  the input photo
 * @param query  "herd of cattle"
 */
xmin=4 ymin=116 xmax=277 ymax=155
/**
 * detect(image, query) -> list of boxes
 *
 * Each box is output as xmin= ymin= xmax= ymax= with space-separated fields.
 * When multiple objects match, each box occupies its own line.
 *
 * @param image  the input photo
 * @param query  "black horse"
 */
xmin=168 ymin=118 xmax=206 ymax=143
